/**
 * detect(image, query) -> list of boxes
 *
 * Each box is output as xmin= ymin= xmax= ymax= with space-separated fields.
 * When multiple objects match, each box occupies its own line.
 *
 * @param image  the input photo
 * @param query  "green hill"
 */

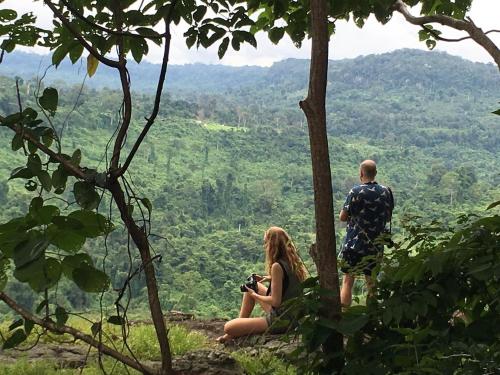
xmin=0 ymin=49 xmax=498 ymax=317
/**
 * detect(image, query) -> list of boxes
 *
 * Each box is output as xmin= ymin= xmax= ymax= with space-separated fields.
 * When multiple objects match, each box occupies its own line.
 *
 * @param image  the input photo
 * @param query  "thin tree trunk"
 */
xmin=109 ymin=181 xmax=174 ymax=375
xmin=299 ymin=0 xmax=344 ymax=371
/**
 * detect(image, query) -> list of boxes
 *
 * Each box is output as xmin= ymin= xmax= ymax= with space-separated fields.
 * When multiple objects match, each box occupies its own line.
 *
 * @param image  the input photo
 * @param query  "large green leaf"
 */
xmin=73 ymin=181 xmax=100 ymax=210
xmin=2 ymin=329 xmax=27 ymax=350
xmin=39 ymin=88 xmax=58 ymax=116
xmin=12 ymin=232 xmax=49 ymax=268
xmin=61 ymin=253 xmax=93 ymax=279
xmin=14 ymin=257 xmax=61 ymax=292
xmin=47 ymin=225 xmax=86 ymax=252
xmin=68 ymin=210 xmax=114 ymax=238
xmin=72 ymin=263 xmax=110 ymax=293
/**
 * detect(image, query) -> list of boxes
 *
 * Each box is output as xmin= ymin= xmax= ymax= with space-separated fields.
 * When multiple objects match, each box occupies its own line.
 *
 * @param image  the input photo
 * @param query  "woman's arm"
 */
xmin=249 ymin=263 xmax=283 ymax=308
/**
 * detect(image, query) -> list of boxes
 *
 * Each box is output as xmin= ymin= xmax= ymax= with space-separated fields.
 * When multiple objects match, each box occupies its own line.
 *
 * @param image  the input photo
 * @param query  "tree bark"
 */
xmin=299 ymin=0 xmax=343 ymax=371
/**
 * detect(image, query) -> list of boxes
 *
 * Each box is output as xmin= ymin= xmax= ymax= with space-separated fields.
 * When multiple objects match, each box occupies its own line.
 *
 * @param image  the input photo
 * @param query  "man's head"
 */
xmin=359 ymin=160 xmax=377 ymax=182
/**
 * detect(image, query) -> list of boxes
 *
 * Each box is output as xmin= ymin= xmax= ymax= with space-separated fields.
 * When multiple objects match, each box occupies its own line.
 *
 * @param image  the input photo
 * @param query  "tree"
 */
xmin=245 ymin=0 xmax=498 ymax=372
xmin=0 ymin=1 xmax=257 ymax=374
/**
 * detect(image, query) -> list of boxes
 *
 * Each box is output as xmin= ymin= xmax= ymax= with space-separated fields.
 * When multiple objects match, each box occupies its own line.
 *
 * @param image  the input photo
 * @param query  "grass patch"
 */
xmin=202 ymin=122 xmax=246 ymax=132
xmin=232 ymin=350 xmax=296 ymax=375
xmin=0 ymin=359 xmax=140 ymax=375
xmin=126 ymin=324 xmax=209 ymax=360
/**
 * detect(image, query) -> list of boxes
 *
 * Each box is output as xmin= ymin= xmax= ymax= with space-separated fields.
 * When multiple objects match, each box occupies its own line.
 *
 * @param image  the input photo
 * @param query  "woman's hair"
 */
xmin=264 ymin=226 xmax=308 ymax=282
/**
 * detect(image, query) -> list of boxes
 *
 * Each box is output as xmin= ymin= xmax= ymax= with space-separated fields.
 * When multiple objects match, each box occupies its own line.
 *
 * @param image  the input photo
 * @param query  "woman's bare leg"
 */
xmin=218 ymin=283 xmax=271 ymax=343
xmin=224 ymin=317 xmax=268 ymax=338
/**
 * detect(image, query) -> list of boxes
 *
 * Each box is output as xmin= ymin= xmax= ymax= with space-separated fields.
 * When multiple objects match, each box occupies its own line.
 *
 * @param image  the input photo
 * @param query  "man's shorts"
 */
xmin=340 ymin=250 xmax=382 ymax=276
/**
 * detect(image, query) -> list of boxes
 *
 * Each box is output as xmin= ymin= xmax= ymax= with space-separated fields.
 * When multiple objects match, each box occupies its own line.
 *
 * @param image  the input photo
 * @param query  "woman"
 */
xmin=217 ymin=226 xmax=308 ymax=342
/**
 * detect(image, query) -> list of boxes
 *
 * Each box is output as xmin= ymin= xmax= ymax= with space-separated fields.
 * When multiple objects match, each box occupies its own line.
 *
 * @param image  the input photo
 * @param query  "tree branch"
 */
xmin=0 ymin=116 xmax=89 ymax=182
xmin=0 ymin=291 xmax=156 ymax=375
xmin=42 ymin=0 xmax=120 ymax=69
xmin=392 ymin=0 xmax=500 ymax=70
xmin=117 ymin=20 xmax=172 ymax=177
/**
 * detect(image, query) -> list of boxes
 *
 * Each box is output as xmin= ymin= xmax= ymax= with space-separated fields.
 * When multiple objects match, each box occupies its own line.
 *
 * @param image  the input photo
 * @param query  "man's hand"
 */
xmin=339 ymin=209 xmax=349 ymax=222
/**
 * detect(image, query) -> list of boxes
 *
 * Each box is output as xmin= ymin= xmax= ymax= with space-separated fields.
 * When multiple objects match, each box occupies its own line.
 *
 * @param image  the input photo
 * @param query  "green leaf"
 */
xmin=107 ymin=316 xmax=125 ymax=325
xmin=87 ymin=54 xmax=99 ymax=77
xmin=426 ymin=39 xmax=436 ymax=50
xmin=2 ymin=329 xmax=27 ymax=349
xmin=13 ymin=234 xmax=49 ymax=269
xmin=140 ymin=198 xmax=153 ymax=215
xmin=193 ymin=6 xmax=207 ymax=22
xmin=336 ymin=312 xmax=370 ymax=335
xmin=52 ymin=167 xmax=68 ymax=192
xmin=0 ymin=9 xmax=18 ymax=22
xmin=14 ymin=258 xmax=62 ymax=292
xmin=52 ymin=215 xmax=85 ymax=231
xmin=39 ymin=88 xmax=58 ymax=116
xmin=48 ymin=225 xmax=86 ymax=252
xmin=55 ymin=306 xmax=68 ymax=326
xmin=268 ymin=27 xmax=285 ymax=44
xmin=11 ymin=133 xmax=24 ymax=151
xmin=71 ymin=149 xmax=82 ymax=166
xmin=9 ymin=167 xmax=34 ymax=180
xmin=61 ymin=253 xmax=93 ymax=279
xmin=24 ymin=319 xmax=34 ymax=335
xmin=9 ymin=318 xmax=23 ymax=331
xmin=35 ymin=206 xmax=60 ymax=225
xmin=72 ymin=263 xmax=110 ymax=293
xmin=486 ymin=200 xmax=500 ymax=210
xmin=36 ymin=300 xmax=48 ymax=314
xmin=492 ymin=108 xmax=500 ymax=116
xmin=37 ymin=170 xmax=52 ymax=192
xmin=91 ymin=322 xmax=101 ymax=336
xmin=69 ymin=43 xmax=84 ymax=64
xmin=52 ymin=45 xmax=69 ymax=67
xmin=218 ymin=37 xmax=230 ymax=59
xmin=73 ymin=181 xmax=100 ymax=210
xmin=42 ymin=128 xmax=55 ymax=147
xmin=68 ymin=210 xmax=114 ymax=238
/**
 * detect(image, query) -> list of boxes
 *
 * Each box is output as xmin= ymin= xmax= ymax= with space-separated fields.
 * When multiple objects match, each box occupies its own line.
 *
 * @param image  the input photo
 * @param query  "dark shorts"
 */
xmin=265 ymin=309 xmax=293 ymax=334
xmin=340 ymin=250 xmax=382 ymax=276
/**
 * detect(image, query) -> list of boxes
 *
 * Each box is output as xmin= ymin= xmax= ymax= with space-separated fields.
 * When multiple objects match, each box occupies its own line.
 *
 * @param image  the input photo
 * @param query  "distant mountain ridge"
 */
xmin=0 ymin=49 xmax=497 ymax=95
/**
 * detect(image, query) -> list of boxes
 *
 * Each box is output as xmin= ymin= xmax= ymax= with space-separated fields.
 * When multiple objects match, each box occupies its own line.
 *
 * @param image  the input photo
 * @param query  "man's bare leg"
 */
xmin=341 ymin=274 xmax=355 ymax=307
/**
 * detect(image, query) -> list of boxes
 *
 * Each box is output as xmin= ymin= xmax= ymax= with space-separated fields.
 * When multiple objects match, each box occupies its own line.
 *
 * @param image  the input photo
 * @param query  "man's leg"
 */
xmin=341 ymin=273 xmax=355 ymax=307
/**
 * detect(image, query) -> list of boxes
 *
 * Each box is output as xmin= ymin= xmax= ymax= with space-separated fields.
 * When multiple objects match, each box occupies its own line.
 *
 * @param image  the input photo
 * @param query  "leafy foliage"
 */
xmin=286 ymin=210 xmax=500 ymax=374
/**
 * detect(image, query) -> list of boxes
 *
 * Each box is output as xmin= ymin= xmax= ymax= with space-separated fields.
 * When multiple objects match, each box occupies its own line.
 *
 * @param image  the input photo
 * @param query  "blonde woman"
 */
xmin=217 ymin=226 xmax=307 ymax=343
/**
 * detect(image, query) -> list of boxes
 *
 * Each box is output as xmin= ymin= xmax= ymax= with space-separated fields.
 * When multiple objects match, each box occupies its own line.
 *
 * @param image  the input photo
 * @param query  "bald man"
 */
xmin=339 ymin=160 xmax=394 ymax=306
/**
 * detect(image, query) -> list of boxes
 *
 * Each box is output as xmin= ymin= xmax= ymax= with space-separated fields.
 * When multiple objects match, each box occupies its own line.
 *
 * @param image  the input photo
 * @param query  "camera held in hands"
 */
xmin=240 ymin=274 xmax=258 ymax=293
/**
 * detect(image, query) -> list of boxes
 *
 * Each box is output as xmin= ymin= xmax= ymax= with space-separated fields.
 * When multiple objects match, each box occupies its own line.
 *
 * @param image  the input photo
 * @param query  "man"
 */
xmin=339 ymin=160 xmax=394 ymax=306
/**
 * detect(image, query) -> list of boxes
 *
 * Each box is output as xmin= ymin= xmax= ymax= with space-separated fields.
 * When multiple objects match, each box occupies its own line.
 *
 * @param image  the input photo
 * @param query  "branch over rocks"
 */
xmin=0 ymin=291 xmax=156 ymax=375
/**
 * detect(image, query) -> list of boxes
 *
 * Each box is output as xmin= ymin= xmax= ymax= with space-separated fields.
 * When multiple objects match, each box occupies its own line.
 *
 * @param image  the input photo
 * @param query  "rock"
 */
xmin=173 ymin=349 xmax=244 ymax=374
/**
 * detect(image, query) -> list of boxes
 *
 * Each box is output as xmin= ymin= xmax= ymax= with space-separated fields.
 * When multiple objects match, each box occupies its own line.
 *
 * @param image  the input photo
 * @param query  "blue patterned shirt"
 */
xmin=342 ymin=182 xmax=394 ymax=255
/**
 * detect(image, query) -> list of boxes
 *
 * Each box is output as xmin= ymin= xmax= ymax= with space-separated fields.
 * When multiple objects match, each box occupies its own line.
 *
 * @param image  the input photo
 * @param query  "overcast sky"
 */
xmin=3 ymin=0 xmax=499 ymax=66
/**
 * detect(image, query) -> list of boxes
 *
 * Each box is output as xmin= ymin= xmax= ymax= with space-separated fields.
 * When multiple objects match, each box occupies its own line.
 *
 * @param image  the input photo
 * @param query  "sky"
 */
xmin=3 ymin=0 xmax=499 ymax=67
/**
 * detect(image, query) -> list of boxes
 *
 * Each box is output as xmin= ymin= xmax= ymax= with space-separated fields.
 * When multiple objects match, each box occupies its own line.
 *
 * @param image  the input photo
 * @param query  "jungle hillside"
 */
xmin=0 ymin=48 xmax=498 ymax=319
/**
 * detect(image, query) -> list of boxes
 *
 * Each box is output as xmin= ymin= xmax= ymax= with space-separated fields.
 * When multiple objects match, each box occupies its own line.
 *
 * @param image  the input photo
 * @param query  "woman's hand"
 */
xmin=255 ymin=274 xmax=270 ymax=283
xmin=245 ymin=286 xmax=259 ymax=299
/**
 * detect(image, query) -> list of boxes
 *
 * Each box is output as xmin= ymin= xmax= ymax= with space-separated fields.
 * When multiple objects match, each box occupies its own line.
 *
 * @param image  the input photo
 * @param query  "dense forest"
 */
xmin=0 ymin=49 xmax=498 ymax=318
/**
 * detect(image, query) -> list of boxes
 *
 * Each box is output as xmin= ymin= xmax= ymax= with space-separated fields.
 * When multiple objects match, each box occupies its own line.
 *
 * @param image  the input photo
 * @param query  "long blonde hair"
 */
xmin=264 ymin=226 xmax=308 ymax=282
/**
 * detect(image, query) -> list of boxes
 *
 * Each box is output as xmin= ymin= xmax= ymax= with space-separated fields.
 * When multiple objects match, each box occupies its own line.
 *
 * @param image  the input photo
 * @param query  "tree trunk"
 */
xmin=109 ymin=180 xmax=174 ymax=375
xmin=299 ymin=0 xmax=344 ymax=371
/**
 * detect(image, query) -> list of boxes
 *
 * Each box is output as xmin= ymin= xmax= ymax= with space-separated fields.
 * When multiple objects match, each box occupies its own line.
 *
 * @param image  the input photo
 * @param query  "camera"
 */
xmin=240 ymin=274 xmax=258 ymax=293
